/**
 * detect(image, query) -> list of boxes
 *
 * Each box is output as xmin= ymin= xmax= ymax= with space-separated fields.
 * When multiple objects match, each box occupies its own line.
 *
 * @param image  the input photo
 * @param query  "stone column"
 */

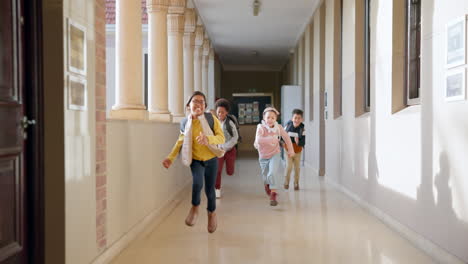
xmin=110 ymin=0 xmax=146 ymax=120
xmin=167 ymin=0 xmax=186 ymax=122
xmin=202 ymin=39 xmax=210 ymax=97
xmin=208 ymin=46 xmax=215 ymax=109
xmin=193 ymin=26 xmax=204 ymax=92
xmin=183 ymin=9 xmax=196 ymax=104
xmin=147 ymin=0 xmax=171 ymax=122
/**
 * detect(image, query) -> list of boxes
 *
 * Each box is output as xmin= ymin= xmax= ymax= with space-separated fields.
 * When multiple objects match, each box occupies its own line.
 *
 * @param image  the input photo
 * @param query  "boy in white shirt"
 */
xmin=214 ymin=99 xmax=239 ymax=198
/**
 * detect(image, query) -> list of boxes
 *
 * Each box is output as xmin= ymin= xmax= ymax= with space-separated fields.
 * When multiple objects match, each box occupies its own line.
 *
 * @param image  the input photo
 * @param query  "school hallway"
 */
xmin=3 ymin=0 xmax=468 ymax=263
xmin=109 ymin=157 xmax=435 ymax=264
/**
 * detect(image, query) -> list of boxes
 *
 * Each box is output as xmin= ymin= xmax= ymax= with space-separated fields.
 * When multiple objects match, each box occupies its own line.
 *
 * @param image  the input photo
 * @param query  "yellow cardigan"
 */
xmin=167 ymin=115 xmax=225 ymax=162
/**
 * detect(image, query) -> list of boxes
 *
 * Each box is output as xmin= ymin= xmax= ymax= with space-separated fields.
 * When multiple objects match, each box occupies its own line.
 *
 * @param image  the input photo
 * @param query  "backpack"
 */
xmin=180 ymin=112 xmax=215 ymax=133
xmin=284 ymin=121 xmax=305 ymax=147
xmin=225 ymin=114 xmax=242 ymax=144
xmin=179 ymin=112 xmax=225 ymax=164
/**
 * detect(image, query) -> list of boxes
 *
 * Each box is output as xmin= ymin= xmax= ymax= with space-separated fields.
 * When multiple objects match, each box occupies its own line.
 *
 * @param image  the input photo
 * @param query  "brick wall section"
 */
xmin=95 ymin=0 xmax=107 ymax=252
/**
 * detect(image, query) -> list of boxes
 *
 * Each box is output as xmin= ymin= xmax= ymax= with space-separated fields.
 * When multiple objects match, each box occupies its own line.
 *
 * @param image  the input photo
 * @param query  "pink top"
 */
xmin=254 ymin=121 xmax=295 ymax=159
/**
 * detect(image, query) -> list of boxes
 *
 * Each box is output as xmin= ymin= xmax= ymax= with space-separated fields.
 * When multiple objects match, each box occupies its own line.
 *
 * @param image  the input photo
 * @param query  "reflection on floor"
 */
xmin=110 ymin=157 xmax=435 ymax=264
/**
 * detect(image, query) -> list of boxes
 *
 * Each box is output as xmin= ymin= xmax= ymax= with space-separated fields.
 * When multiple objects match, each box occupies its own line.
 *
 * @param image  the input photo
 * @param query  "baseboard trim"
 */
xmin=325 ymin=177 xmax=466 ymax=264
xmin=91 ymin=181 xmax=191 ymax=264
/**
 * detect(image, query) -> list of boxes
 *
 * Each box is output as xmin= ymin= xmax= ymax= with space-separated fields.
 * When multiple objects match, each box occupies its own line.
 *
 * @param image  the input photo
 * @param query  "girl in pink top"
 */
xmin=254 ymin=107 xmax=294 ymax=206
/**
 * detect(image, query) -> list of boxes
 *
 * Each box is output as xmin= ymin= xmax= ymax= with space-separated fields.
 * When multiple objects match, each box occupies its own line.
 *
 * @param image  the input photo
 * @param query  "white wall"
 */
xmin=106 ymin=120 xmax=191 ymax=246
xmin=298 ymin=0 xmax=468 ymax=262
xmin=63 ymin=0 xmax=98 ymax=263
xmin=323 ymin=0 xmax=343 ymax=186
xmin=66 ymin=112 xmax=192 ymax=264
xmin=65 ymin=12 xmax=192 ymax=264
xmin=306 ymin=12 xmax=324 ymax=176
xmin=281 ymin=85 xmax=302 ymax=127
xmin=419 ymin=1 xmax=468 ymax=259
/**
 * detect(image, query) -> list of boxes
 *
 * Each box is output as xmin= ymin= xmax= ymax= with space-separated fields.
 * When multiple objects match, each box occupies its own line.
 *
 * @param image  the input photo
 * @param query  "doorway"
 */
xmin=0 ymin=0 xmax=44 ymax=263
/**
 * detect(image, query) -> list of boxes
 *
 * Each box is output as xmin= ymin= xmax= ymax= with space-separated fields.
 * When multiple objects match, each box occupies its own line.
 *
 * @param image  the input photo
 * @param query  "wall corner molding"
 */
xmin=90 ymin=182 xmax=191 ymax=264
xmin=324 ymin=178 xmax=466 ymax=264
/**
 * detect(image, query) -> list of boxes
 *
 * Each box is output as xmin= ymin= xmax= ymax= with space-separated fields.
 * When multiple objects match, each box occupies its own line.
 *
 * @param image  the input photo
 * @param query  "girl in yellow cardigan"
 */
xmin=162 ymin=91 xmax=225 ymax=233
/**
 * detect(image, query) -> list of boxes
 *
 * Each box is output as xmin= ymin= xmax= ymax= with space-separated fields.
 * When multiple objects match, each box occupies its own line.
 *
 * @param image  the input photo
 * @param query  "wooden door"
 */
xmin=0 ymin=0 xmax=30 ymax=263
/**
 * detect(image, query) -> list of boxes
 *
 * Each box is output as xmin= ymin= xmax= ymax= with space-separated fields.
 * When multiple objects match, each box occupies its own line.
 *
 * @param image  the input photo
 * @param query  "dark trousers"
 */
xmin=215 ymin=147 xmax=237 ymax=189
xmin=190 ymin=157 xmax=218 ymax=212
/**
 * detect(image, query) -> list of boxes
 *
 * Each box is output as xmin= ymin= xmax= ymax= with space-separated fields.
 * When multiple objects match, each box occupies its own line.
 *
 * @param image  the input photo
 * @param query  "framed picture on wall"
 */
xmin=68 ymin=74 xmax=87 ymax=110
xmin=446 ymin=16 xmax=467 ymax=68
xmin=68 ymin=19 xmax=87 ymax=76
xmin=445 ymin=68 xmax=466 ymax=102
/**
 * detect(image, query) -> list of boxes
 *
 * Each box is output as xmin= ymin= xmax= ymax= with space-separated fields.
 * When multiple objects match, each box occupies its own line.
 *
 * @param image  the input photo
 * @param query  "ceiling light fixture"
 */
xmin=253 ymin=0 xmax=260 ymax=16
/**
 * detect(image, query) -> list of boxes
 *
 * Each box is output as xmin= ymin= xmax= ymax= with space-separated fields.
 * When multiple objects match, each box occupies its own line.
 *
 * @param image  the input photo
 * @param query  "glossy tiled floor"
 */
xmin=110 ymin=157 xmax=436 ymax=264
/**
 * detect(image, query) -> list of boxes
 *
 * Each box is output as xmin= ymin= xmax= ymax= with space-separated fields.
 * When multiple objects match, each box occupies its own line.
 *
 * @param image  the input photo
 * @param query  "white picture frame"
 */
xmin=68 ymin=74 xmax=87 ymax=110
xmin=445 ymin=68 xmax=466 ymax=102
xmin=446 ymin=16 xmax=467 ymax=68
xmin=67 ymin=19 xmax=87 ymax=76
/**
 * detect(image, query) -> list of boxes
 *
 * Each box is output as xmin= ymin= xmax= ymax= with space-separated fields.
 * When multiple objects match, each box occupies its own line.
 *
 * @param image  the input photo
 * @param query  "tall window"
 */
xmin=406 ymin=0 xmax=421 ymax=104
xmin=333 ymin=0 xmax=343 ymax=119
xmin=364 ymin=0 xmax=371 ymax=112
xmin=339 ymin=0 xmax=343 ymax=115
xmin=144 ymin=53 xmax=148 ymax=107
xmin=309 ymin=23 xmax=314 ymax=122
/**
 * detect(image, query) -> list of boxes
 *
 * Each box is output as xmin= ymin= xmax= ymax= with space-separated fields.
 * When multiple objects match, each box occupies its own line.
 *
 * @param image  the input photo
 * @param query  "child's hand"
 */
xmin=196 ymin=131 xmax=208 ymax=145
xmin=162 ymin=158 xmax=172 ymax=169
xmin=288 ymin=152 xmax=295 ymax=158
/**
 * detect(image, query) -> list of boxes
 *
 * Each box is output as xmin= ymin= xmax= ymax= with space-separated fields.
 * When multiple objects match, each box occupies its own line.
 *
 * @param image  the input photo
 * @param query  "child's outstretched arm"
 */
xmin=222 ymin=120 xmax=239 ymax=150
xmin=163 ymin=133 xmax=185 ymax=168
xmin=279 ymin=126 xmax=295 ymax=157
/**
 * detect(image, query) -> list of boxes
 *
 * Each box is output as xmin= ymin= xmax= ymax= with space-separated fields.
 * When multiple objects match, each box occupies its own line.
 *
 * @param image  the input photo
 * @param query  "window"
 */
xmin=339 ymin=0 xmax=343 ymax=115
xmin=406 ymin=0 xmax=421 ymax=104
xmin=144 ymin=53 xmax=148 ymax=107
xmin=301 ymin=36 xmax=306 ymax=111
xmin=333 ymin=0 xmax=343 ymax=119
xmin=309 ymin=23 xmax=314 ymax=121
xmin=364 ymin=0 xmax=371 ymax=112
xmin=356 ymin=0 xmax=371 ymax=116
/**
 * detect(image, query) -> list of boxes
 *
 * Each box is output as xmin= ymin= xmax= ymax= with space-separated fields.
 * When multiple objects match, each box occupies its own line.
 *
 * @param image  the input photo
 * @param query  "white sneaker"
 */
xmin=215 ymin=189 xmax=221 ymax=198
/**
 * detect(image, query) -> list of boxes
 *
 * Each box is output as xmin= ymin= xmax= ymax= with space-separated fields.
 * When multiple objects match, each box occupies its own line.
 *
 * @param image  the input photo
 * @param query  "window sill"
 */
xmin=356 ymin=111 xmax=371 ymax=119
xmin=393 ymin=103 xmax=421 ymax=116
xmin=407 ymin=98 xmax=420 ymax=106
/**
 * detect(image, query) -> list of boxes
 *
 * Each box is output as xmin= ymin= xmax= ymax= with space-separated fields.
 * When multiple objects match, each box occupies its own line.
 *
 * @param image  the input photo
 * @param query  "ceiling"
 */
xmin=192 ymin=0 xmax=320 ymax=71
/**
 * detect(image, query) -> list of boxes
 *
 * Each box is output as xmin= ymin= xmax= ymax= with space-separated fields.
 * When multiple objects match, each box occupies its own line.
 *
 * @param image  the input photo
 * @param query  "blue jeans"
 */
xmin=259 ymin=153 xmax=283 ymax=190
xmin=190 ymin=158 xmax=218 ymax=212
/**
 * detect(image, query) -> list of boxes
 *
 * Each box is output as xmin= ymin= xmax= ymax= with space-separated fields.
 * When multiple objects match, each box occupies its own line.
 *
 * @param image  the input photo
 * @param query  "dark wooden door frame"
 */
xmin=24 ymin=0 xmax=45 ymax=263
